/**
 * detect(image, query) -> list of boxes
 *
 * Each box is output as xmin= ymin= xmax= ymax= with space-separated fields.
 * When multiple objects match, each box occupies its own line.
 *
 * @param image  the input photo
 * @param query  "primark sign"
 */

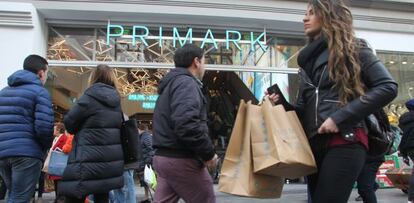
xmin=106 ymin=22 xmax=268 ymax=51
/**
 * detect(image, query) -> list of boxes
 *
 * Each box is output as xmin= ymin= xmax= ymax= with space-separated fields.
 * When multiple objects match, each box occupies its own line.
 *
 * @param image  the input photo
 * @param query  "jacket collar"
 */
xmin=314 ymin=49 xmax=329 ymax=69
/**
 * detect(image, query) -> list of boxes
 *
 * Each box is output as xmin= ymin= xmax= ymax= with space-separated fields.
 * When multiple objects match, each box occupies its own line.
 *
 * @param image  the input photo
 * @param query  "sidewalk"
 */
xmin=0 ymin=184 xmax=407 ymax=202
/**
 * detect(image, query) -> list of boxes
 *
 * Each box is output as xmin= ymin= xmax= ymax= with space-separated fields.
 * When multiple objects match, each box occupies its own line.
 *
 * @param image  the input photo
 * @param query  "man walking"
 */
xmin=153 ymin=44 xmax=217 ymax=203
xmin=0 ymin=55 xmax=54 ymax=203
xmin=138 ymin=124 xmax=154 ymax=203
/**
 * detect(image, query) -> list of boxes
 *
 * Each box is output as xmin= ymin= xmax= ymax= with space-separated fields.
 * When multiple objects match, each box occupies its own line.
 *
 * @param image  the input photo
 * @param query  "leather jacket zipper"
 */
xmin=323 ymin=99 xmax=340 ymax=103
xmin=315 ymin=66 xmax=328 ymax=126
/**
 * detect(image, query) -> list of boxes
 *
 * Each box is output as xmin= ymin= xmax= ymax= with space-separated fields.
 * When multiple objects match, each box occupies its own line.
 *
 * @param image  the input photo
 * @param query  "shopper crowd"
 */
xmin=0 ymin=1 xmax=412 ymax=203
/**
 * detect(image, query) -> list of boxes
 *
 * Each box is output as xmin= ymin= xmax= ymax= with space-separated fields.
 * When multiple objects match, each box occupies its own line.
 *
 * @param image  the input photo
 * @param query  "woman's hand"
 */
xmin=265 ymin=91 xmax=280 ymax=104
xmin=318 ymin=117 xmax=339 ymax=134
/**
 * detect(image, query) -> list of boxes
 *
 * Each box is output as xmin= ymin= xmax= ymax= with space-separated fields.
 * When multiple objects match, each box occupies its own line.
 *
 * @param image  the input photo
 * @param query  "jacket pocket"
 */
xmin=323 ymin=99 xmax=340 ymax=103
xmin=318 ymin=99 xmax=341 ymax=122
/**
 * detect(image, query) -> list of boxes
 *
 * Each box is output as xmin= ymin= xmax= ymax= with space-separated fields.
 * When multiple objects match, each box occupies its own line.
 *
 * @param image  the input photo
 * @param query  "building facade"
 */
xmin=0 ymin=0 xmax=413 ymax=121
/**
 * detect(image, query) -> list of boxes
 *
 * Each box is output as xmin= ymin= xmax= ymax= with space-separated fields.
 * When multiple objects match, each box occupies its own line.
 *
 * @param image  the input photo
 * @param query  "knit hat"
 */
xmin=406 ymin=99 xmax=414 ymax=110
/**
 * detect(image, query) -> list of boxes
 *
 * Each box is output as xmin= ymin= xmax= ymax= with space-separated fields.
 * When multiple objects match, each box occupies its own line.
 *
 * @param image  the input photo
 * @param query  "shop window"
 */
xmin=47 ymin=27 xmax=306 ymax=69
xmin=47 ymin=27 xmax=95 ymax=61
xmin=377 ymin=51 xmax=414 ymax=124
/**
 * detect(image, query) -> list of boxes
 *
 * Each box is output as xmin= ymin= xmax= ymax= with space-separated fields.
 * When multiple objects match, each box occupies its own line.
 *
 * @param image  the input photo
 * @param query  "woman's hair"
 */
xmin=89 ymin=64 xmax=118 ymax=89
xmin=309 ymin=0 xmax=365 ymax=104
xmin=55 ymin=122 xmax=66 ymax=134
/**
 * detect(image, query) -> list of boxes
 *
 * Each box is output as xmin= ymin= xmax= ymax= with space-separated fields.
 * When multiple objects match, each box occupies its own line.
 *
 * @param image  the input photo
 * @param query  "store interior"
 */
xmin=47 ymin=67 xmax=259 ymax=151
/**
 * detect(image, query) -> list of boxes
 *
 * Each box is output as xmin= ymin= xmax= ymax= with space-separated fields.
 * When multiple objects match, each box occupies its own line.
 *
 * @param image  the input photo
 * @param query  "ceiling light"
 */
xmin=402 ymin=61 xmax=408 ymax=65
xmin=389 ymin=61 xmax=395 ymax=64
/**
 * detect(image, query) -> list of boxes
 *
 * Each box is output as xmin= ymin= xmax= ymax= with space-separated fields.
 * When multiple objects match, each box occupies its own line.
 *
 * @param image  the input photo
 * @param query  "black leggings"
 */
xmin=407 ymin=150 xmax=414 ymax=201
xmin=65 ymin=193 xmax=109 ymax=203
xmin=33 ymin=172 xmax=45 ymax=198
xmin=308 ymin=143 xmax=366 ymax=203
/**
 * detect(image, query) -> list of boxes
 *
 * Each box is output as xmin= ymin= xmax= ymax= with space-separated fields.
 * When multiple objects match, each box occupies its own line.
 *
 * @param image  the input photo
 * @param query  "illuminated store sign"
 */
xmin=128 ymin=94 xmax=158 ymax=110
xmin=106 ymin=23 xmax=268 ymax=51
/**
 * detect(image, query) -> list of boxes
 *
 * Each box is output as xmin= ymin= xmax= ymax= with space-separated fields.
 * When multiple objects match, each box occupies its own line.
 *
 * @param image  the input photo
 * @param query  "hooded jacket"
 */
xmin=0 ymin=70 xmax=54 ymax=160
xmin=152 ymin=68 xmax=215 ymax=162
xmin=59 ymin=83 xmax=124 ymax=198
xmin=399 ymin=99 xmax=414 ymax=154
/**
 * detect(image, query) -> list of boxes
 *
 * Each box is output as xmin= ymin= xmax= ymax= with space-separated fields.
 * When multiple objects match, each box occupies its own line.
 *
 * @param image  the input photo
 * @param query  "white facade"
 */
xmin=0 ymin=0 xmax=413 ymax=88
xmin=0 ymin=1 xmax=47 ymax=88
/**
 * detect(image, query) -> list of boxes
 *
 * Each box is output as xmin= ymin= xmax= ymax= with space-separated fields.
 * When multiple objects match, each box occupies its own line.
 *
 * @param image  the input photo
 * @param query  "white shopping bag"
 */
xmin=144 ymin=165 xmax=157 ymax=189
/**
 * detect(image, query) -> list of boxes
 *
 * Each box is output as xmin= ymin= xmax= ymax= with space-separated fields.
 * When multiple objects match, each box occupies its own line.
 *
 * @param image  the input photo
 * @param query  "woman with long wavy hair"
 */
xmin=268 ymin=0 xmax=397 ymax=202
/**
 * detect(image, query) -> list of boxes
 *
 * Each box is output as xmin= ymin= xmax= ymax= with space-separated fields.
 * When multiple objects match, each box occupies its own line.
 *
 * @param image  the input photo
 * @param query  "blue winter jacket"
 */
xmin=0 ymin=70 xmax=54 ymax=160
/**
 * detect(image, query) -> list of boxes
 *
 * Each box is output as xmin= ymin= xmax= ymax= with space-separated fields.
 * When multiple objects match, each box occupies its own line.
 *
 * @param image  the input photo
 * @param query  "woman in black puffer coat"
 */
xmin=399 ymin=99 xmax=414 ymax=157
xmin=399 ymin=99 xmax=414 ymax=202
xmin=59 ymin=65 xmax=124 ymax=203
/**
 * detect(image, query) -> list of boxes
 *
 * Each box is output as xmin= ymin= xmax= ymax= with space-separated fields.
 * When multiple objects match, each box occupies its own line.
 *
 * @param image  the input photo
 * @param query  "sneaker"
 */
xmin=355 ymin=196 xmax=363 ymax=201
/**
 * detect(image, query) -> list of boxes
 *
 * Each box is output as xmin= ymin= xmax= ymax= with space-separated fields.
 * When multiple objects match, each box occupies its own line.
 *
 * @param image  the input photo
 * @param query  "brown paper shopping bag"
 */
xmin=219 ymin=100 xmax=284 ymax=198
xmin=251 ymin=98 xmax=317 ymax=179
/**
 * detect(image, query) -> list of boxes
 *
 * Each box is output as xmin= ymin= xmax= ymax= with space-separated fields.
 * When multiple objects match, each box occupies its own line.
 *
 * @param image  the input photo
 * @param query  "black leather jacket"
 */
xmin=295 ymin=45 xmax=398 ymax=141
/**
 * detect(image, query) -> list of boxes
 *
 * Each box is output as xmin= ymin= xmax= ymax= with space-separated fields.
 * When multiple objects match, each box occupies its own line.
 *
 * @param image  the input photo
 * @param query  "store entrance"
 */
xmin=47 ymin=66 xmax=299 ymax=183
xmin=47 ymin=66 xmax=257 ymax=141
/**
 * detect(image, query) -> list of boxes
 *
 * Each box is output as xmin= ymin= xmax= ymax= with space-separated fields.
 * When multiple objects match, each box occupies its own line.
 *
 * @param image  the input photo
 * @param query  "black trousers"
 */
xmin=308 ymin=143 xmax=366 ymax=203
xmin=356 ymin=157 xmax=383 ymax=203
xmin=407 ymin=150 xmax=414 ymax=201
xmin=65 ymin=193 xmax=109 ymax=203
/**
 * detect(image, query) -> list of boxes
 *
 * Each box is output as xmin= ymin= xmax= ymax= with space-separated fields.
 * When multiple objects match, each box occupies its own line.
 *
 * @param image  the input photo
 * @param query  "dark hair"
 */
xmin=55 ymin=122 xmax=66 ymax=134
xmin=23 ymin=55 xmax=48 ymax=74
xmin=90 ymin=64 xmax=118 ymax=88
xmin=174 ymin=44 xmax=204 ymax=68
xmin=138 ymin=123 xmax=149 ymax=131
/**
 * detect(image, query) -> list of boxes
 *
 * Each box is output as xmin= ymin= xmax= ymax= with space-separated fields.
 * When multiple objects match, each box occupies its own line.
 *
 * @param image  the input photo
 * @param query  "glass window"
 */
xmin=377 ymin=51 xmax=414 ymax=118
xmin=47 ymin=27 xmax=306 ymax=69
xmin=47 ymin=27 xmax=95 ymax=61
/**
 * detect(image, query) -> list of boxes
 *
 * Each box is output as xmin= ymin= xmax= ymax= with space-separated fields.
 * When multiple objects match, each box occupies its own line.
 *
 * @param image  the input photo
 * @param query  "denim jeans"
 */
xmin=112 ymin=170 xmax=137 ymax=203
xmin=0 ymin=157 xmax=42 ymax=203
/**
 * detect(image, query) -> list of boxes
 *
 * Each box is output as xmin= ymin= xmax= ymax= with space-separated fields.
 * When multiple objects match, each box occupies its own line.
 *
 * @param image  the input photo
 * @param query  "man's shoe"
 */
xmin=355 ymin=196 xmax=363 ymax=201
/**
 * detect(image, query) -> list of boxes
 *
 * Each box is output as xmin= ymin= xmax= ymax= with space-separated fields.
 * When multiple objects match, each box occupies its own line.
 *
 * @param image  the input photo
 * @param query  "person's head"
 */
xmin=23 ymin=55 xmax=49 ymax=85
xmin=174 ymin=44 xmax=205 ymax=80
xmin=89 ymin=64 xmax=118 ymax=89
xmin=138 ymin=123 xmax=149 ymax=134
xmin=54 ymin=122 xmax=65 ymax=137
xmin=305 ymin=0 xmax=364 ymax=105
xmin=406 ymin=99 xmax=414 ymax=111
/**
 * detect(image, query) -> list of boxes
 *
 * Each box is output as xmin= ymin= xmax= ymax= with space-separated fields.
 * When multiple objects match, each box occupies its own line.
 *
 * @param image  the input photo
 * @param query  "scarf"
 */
xmin=297 ymin=37 xmax=328 ymax=80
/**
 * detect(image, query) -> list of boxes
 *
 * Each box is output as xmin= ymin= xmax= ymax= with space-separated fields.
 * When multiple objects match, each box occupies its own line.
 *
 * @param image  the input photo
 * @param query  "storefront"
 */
xmin=1 ymin=0 xmax=414 ymax=133
xmin=44 ymin=24 xmax=302 ymax=149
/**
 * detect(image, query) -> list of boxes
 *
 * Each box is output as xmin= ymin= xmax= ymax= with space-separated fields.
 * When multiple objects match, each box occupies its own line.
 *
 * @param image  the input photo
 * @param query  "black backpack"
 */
xmin=366 ymin=109 xmax=396 ymax=157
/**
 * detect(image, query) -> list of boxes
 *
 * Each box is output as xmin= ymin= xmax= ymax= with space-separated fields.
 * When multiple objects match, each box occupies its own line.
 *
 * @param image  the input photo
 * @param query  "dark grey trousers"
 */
xmin=153 ymin=156 xmax=215 ymax=203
